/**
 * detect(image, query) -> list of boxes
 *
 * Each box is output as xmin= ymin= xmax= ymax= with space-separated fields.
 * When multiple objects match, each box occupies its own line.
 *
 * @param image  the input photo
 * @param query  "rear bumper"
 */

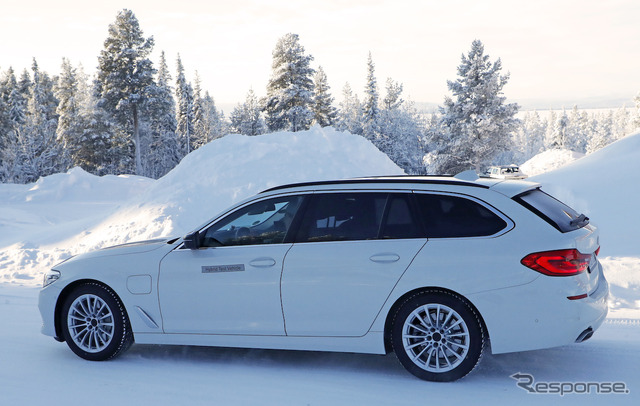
xmin=469 ymin=269 xmax=609 ymax=354
xmin=574 ymin=265 xmax=609 ymax=340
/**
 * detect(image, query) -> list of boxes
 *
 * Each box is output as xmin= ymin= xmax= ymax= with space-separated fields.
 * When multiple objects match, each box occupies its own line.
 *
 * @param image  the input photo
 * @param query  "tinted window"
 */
xmin=296 ymin=193 xmax=386 ymax=242
xmin=202 ymin=195 xmax=303 ymax=246
xmin=416 ymin=193 xmax=507 ymax=238
xmin=381 ymin=194 xmax=423 ymax=239
xmin=515 ymin=188 xmax=585 ymax=233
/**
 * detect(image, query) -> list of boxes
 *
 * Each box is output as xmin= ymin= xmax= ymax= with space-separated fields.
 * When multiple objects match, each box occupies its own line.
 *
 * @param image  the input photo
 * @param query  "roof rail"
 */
xmin=259 ymin=176 xmax=489 ymax=194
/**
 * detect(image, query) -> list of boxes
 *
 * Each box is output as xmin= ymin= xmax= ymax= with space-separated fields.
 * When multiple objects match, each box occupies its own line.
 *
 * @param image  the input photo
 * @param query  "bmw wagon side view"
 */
xmin=38 ymin=175 xmax=608 ymax=382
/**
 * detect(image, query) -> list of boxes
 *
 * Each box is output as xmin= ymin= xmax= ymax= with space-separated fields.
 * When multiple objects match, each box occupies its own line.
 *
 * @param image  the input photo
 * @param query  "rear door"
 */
xmin=281 ymin=192 xmax=427 ymax=336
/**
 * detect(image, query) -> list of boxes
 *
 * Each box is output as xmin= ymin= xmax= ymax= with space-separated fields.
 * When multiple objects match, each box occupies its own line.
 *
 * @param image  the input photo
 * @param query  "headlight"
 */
xmin=43 ymin=270 xmax=60 ymax=288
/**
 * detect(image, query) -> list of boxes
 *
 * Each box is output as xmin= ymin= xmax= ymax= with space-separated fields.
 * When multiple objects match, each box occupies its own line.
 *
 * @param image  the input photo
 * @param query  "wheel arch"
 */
xmin=382 ymin=287 xmax=490 ymax=354
xmin=54 ymin=279 xmax=130 ymax=342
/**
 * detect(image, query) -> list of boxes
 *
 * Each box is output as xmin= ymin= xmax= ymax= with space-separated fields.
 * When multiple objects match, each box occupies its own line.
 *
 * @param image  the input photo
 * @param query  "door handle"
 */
xmin=369 ymin=253 xmax=400 ymax=263
xmin=249 ymin=257 xmax=277 ymax=268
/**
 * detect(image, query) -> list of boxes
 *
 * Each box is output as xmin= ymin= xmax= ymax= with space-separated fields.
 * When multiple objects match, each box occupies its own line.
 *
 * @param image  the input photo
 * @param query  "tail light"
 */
xmin=521 ymin=249 xmax=591 ymax=276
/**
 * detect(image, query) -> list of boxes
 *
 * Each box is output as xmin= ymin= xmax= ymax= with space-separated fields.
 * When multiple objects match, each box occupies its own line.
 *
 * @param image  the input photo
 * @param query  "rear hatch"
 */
xmin=514 ymin=188 xmax=603 ymax=296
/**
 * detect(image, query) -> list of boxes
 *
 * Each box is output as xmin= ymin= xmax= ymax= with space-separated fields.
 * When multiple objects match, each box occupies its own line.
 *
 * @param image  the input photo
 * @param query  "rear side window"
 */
xmin=296 ymin=193 xmax=387 ymax=242
xmin=381 ymin=194 xmax=423 ymax=239
xmin=514 ymin=188 xmax=586 ymax=233
xmin=295 ymin=192 xmax=424 ymax=242
xmin=416 ymin=193 xmax=508 ymax=238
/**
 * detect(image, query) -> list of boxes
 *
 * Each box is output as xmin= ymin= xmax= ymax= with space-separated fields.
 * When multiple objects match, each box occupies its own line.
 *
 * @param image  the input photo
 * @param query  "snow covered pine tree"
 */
xmin=431 ymin=40 xmax=519 ymax=175
xmin=95 ymin=9 xmax=155 ymax=175
xmin=311 ymin=66 xmax=337 ymax=127
xmin=263 ymin=33 xmax=315 ymax=132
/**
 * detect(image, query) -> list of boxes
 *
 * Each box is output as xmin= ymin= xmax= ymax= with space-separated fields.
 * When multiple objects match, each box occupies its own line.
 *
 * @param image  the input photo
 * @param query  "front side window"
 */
xmin=202 ymin=195 xmax=304 ymax=247
xmin=416 ymin=193 xmax=507 ymax=238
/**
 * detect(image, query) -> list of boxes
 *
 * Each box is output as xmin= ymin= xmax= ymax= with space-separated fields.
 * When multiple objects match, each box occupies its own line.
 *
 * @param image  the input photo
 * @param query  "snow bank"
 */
xmin=531 ymin=131 xmax=640 ymax=257
xmin=0 ymin=127 xmax=402 ymax=284
xmin=77 ymin=126 xmax=403 ymax=249
xmin=520 ymin=149 xmax=584 ymax=177
xmin=0 ymin=168 xmax=153 ymax=283
xmin=0 ymin=167 xmax=151 ymax=205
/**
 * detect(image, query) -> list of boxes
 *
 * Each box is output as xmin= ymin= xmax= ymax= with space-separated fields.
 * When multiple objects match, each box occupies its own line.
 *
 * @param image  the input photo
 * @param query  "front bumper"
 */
xmin=38 ymin=284 xmax=64 ymax=340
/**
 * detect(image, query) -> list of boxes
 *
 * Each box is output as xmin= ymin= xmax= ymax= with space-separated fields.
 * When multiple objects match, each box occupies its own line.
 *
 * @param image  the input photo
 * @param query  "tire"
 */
xmin=61 ymin=283 xmax=133 ymax=361
xmin=391 ymin=290 xmax=485 ymax=382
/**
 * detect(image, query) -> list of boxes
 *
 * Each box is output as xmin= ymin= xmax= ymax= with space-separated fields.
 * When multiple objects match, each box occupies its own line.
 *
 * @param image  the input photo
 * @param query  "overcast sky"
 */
xmin=2 ymin=0 xmax=639 ymax=110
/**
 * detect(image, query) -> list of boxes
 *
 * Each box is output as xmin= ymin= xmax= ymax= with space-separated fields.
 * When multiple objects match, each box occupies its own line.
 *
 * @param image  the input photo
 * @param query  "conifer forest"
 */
xmin=1 ymin=9 xmax=638 ymax=184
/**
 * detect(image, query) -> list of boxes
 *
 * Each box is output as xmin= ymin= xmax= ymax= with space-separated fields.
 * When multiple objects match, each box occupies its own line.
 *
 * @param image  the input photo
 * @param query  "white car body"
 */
xmin=38 ymin=176 xmax=608 ymax=381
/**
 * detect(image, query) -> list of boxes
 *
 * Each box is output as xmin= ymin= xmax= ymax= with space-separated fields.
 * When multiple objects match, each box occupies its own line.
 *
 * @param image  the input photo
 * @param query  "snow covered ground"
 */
xmin=1 ymin=285 xmax=637 ymax=405
xmin=0 ymin=126 xmax=638 ymax=404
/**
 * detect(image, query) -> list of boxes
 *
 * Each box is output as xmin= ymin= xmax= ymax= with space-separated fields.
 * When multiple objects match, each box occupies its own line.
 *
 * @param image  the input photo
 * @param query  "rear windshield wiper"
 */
xmin=569 ymin=213 xmax=589 ymax=228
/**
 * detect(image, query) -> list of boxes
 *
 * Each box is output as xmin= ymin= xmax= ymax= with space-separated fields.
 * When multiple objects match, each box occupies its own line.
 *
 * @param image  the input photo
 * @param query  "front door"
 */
xmin=158 ymin=195 xmax=304 ymax=335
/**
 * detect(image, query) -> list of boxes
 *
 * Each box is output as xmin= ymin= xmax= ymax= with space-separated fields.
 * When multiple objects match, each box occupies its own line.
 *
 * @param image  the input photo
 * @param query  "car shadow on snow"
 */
xmin=124 ymin=344 xmax=409 ymax=379
xmin=120 ymin=339 xmax=627 ymax=383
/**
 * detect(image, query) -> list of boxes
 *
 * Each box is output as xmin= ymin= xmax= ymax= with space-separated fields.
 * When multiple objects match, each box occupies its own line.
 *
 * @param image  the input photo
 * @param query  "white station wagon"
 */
xmin=38 ymin=175 xmax=608 ymax=381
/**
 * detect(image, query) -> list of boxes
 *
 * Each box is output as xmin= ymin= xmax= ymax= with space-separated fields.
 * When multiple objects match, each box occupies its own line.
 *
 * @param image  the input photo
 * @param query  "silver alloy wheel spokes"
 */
xmin=402 ymin=303 xmax=470 ymax=373
xmin=67 ymin=294 xmax=115 ymax=353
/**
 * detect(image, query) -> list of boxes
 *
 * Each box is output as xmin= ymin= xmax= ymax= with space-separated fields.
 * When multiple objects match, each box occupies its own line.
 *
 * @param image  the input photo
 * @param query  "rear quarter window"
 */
xmin=514 ymin=188 xmax=586 ymax=233
xmin=416 ymin=193 xmax=508 ymax=238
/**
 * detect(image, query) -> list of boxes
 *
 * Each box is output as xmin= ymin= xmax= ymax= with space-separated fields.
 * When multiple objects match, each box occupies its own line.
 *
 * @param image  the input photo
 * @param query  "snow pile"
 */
xmin=601 ymin=257 xmax=640 ymax=319
xmin=0 ymin=126 xmax=403 ymax=284
xmin=528 ymin=132 xmax=640 ymax=318
xmin=76 ymin=127 xmax=403 ymax=249
xmin=0 ymin=166 xmax=151 ymax=205
xmin=0 ymin=168 xmax=153 ymax=283
xmin=520 ymin=149 xmax=584 ymax=177
xmin=531 ymin=131 xmax=640 ymax=257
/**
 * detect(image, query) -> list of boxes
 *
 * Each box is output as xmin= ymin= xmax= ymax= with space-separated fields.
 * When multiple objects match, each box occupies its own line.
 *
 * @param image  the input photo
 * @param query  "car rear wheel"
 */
xmin=61 ymin=283 xmax=133 ymax=361
xmin=391 ymin=290 xmax=484 ymax=381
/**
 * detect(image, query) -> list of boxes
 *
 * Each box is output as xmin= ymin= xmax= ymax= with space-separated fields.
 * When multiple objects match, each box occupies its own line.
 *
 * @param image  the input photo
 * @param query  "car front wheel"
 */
xmin=61 ymin=283 xmax=133 ymax=361
xmin=391 ymin=290 xmax=485 ymax=381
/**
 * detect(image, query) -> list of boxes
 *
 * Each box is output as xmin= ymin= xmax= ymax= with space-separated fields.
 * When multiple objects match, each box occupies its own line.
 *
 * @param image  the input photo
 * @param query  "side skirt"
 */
xmin=133 ymin=331 xmax=386 ymax=355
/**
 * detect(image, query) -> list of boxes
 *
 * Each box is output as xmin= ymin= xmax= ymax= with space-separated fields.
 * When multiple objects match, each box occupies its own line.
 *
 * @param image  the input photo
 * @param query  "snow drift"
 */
xmin=520 ymin=149 xmax=584 ymax=177
xmin=531 ymin=131 xmax=640 ymax=257
xmin=0 ymin=126 xmax=403 ymax=284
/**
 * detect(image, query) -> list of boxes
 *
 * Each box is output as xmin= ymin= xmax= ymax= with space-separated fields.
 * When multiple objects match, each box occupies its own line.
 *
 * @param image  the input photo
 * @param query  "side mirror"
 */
xmin=182 ymin=231 xmax=201 ymax=250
